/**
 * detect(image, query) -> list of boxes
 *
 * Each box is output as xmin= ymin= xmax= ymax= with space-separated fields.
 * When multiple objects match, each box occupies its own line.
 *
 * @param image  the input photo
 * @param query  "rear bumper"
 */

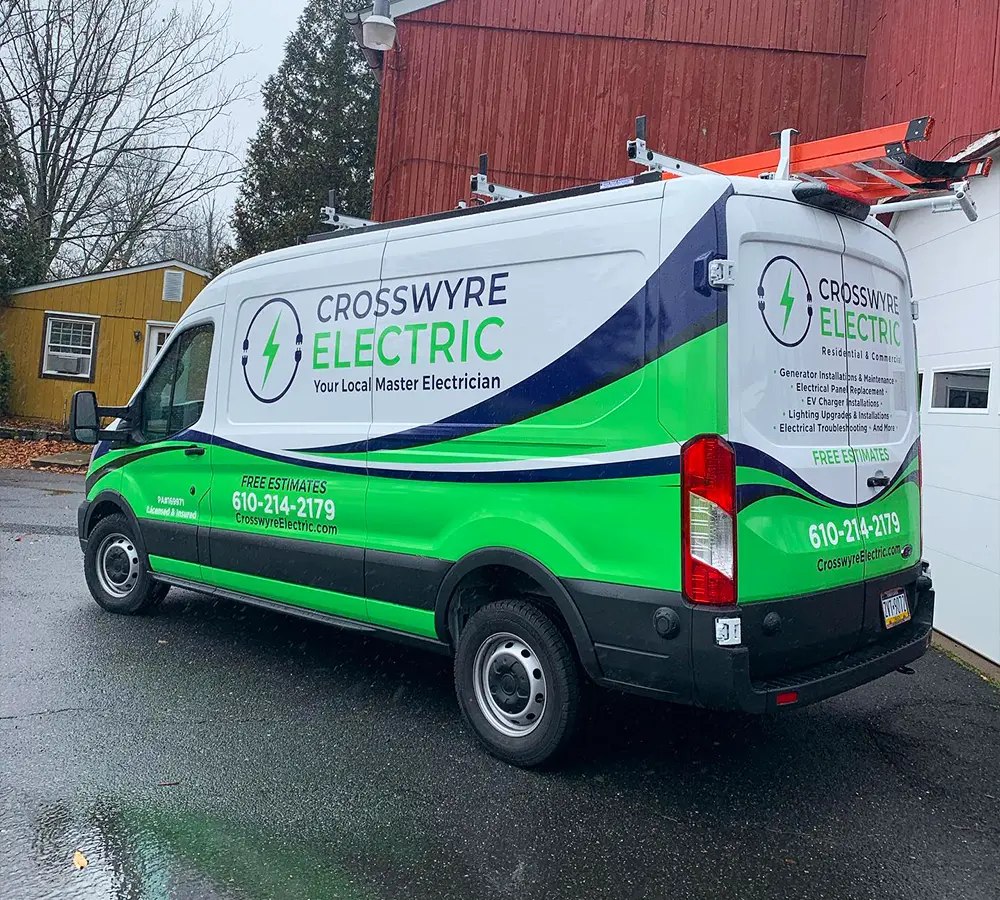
xmin=695 ymin=587 xmax=934 ymax=713
xmin=565 ymin=564 xmax=934 ymax=712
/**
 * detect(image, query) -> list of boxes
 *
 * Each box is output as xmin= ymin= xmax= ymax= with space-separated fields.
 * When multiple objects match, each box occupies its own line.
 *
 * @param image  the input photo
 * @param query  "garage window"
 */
xmin=40 ymin=314 xmax=99 ymax=381
xmin=930 ymin=367 xmax=991 ymax=411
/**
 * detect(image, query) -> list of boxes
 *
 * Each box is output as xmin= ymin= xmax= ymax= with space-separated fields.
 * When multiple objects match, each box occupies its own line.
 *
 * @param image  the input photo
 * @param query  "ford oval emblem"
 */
xmin=902 ymin=544 xmax=913 ymax=559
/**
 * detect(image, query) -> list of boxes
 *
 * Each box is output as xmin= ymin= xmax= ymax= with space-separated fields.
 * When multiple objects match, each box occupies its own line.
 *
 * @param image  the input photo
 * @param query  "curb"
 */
xmin=29 ymin=456 xmax=89 ymax=470
xmin=0 ymin=427 xmax=71 ymax=442
xmin=933 ymin=631 xmax=1000 ymax=686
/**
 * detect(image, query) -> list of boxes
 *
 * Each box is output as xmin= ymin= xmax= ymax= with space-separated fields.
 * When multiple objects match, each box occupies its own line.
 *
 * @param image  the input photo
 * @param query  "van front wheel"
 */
xmin=454 ymin=600 xmax=581 ymax=767
xmin=84 ymin=513 xmax=168 ymax=614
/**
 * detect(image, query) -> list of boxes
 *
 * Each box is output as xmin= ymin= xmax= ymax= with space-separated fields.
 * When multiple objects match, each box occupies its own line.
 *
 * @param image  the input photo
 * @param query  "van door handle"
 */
xmin=184 ymin=445 xmax=205 ymax=457
xmin=867 ymin=475 xmax=890 ymax=488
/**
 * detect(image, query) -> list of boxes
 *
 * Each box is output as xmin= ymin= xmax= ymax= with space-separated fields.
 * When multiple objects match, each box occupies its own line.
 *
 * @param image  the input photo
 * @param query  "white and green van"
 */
xmin=71 ymin=169 xmax=934 ymax=766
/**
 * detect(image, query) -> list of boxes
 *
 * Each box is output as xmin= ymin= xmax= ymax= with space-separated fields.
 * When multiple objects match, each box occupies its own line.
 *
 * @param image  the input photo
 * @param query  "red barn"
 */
xmin=347 ymin=0 xmax=1000 ymax=222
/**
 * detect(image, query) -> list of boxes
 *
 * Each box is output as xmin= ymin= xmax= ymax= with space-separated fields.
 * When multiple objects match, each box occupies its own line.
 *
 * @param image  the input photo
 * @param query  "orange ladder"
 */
xmin=700 ymin=117 xmax=991 ymax=204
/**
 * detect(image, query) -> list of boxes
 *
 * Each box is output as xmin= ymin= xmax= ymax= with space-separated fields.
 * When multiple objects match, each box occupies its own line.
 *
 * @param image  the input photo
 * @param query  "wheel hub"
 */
xmin=96 ymin=533 xmax=140 ymax=598
xmin=488 ymin=656 xmax=531 ymax=714
xmin=473 ymin=632 xmax=547 ymax=737
xmin=105 ymin=546 xmax=131 ymax=583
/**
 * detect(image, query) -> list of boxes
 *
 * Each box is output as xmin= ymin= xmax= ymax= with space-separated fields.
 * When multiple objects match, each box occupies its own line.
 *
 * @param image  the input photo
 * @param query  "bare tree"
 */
xmin=0 ymin=0 xmax=249 ymax=278
xmin=143 ymin=197 xmax=228 ymax=276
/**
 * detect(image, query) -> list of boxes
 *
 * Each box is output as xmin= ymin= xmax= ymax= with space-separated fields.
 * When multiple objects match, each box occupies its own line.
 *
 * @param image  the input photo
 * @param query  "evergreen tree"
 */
xmin=230 ymin=0 xmax=379 ymax=260
xmin=0 ymin=115 xmax=44 ymax=304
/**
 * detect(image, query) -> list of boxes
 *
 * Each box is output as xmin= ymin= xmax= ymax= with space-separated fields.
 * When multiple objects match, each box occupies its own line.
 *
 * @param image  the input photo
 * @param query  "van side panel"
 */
xmin=361 ymin=178 xmax=731 ymax=617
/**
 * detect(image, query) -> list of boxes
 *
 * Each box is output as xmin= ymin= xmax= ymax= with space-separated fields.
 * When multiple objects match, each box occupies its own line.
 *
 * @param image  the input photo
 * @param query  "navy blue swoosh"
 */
xmin=735 ymin=439 xmax=919 ymax=510
xmin=297 ymin=187 xmax=732 ymax=455
xmin=85 ymin=443 xmax=195 ymax=493
xmin=193 ymin=430 xmax=679 ymax=484
xmin=737 ymin=483 xmax=825 ymax=512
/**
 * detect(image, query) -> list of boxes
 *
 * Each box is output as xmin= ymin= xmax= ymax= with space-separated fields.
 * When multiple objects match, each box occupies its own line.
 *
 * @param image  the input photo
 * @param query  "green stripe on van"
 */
xmin=149 ymin=555 xmax=438 ymax=638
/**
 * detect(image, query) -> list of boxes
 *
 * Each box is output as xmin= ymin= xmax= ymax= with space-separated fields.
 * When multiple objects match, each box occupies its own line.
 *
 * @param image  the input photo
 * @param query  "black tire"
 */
xmin=454 ymin=599 xmax=582 ymax=767
xmin=84 ymin=513 xmax=168 ymax=615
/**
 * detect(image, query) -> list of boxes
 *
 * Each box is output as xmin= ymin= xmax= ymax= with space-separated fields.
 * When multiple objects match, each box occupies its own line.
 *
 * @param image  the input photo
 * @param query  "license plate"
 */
xmin=881 ymin=588 xmax=911 ymax=629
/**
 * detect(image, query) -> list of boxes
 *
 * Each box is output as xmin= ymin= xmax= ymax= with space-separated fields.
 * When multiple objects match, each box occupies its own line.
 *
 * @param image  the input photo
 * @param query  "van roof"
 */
xmin=206 ymin=167 xmax=893 ymax=312
xmin=220 ymin=169 xmax=676 ymax=283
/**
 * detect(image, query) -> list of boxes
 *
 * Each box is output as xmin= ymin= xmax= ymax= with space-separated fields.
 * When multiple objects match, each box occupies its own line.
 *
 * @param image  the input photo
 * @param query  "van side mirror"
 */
xmin=70 ymin=391 xmax=99 ymax=444
xmin=70 ymin=391 xmax=131 ymax=444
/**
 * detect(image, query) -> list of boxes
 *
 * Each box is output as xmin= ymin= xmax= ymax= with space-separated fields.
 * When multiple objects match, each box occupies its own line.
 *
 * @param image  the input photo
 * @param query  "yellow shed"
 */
xmin=0 ymin=260 xmax=210 ymax=426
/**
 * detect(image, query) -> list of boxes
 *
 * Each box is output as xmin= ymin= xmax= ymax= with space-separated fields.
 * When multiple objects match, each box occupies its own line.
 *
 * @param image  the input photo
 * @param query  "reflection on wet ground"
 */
xmin=4 ymin=797 xmax=374 ymax=900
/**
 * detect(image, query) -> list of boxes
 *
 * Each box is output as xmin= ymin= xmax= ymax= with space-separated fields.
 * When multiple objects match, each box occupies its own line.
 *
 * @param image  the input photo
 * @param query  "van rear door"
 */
xmin=726 ymin=188 xmax=867 ymax=667
xmin=836 ymin=218 xmax=921 ymax=619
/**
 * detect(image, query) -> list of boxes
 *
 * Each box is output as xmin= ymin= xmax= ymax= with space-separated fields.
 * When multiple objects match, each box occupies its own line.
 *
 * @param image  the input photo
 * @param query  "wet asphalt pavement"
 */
xmin=1 ymin=468 xmax=999 ymax=900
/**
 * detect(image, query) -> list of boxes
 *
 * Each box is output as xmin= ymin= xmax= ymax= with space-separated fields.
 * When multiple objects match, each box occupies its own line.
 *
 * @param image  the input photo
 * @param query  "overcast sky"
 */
xmin=178 ymin=0 xmax=310 ymax=213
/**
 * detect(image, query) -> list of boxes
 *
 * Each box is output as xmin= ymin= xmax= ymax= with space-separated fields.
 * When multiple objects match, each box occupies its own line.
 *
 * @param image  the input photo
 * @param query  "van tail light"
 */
xmin=681 ymin=435 xmax=737 ymax=605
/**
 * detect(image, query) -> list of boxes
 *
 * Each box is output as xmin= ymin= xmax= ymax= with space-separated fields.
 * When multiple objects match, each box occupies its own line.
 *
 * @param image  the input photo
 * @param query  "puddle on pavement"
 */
xmin=2 ymin=799 xmax=377 ymax=900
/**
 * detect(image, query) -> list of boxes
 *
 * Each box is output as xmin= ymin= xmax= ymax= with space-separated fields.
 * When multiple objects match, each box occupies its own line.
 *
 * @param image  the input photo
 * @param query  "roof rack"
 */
xmin=627 ymin=114 xmax=991 ymax=222
xmin=627 ymin=115 xmax=712 ymax=177
xmin=310 ymin=114 xmax=992 ymax=242
xmin=471 ymin=154 xmax=535 ymax=203
xmin=307 ymin=170 xmax=663 ymax=243
xmin=320 ymin=190 xmax=378 ymax=230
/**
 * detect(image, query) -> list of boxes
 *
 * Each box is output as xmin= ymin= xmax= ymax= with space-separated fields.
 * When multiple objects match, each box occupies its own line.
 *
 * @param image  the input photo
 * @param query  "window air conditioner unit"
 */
xmin=49 ymin=354 xmax=87 ymax=375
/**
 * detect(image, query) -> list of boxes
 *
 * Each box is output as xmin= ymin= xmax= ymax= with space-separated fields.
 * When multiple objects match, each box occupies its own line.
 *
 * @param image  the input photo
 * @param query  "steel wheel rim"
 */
xmin=472 ymin=631 xmax=546 ymax=738
xmin=96 ymin=533 xmax=140 ymax=598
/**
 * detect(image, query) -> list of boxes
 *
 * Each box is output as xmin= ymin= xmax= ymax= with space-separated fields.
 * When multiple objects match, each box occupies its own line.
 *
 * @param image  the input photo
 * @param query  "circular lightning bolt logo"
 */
xmin=757 ymin=255 xmax=813 ymax=348
xmin=241 ymin=297 xmax=303 ymax=403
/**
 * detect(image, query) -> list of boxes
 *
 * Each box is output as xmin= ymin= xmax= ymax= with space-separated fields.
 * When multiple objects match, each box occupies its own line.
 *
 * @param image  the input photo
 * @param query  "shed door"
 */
xmin=144 ymin=324 xmax=174 ymax=372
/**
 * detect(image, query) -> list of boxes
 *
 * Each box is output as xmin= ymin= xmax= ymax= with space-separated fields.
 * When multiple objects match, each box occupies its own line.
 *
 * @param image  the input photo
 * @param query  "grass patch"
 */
xmin=937 ymin=647 xmax=1000 ymax=690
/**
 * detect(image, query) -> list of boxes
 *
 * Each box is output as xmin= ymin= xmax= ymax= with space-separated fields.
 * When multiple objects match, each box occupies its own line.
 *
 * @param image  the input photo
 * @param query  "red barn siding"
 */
xmin=372 ymin=0 xmax=869 ymax=222
xmin=412 ymin=0 xmax=869 ymax=56
xmin=861 ymin=0 xmax=1000 ymax=159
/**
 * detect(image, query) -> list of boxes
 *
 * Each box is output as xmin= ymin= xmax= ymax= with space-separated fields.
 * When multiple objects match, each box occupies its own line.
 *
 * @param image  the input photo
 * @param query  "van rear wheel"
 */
xmin=84 ymin=513 xmax=168 ymax=615
xmin=454 ymin=600 xmax=581 ymax=767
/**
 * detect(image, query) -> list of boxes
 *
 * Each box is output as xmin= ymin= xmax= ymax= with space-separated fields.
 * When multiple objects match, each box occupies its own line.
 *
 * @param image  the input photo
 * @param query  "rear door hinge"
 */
xmin=708 ymin=258 xmax=736 ymax=289
xmin=911 ymin=300 xmax=920 ymax=320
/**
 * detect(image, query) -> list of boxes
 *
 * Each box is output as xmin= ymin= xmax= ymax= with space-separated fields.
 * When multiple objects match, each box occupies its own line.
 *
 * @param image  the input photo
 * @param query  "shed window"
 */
xmin=930 ymin=367 xmax=991 ymax=411
xmin=41 ymin=315 xmax=98 ymax=380
xmin=162 ymin=270 xmax=185 ymax=302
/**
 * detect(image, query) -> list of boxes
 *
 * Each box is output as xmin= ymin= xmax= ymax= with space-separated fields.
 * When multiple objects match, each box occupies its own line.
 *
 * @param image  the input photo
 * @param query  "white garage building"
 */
xmin=892 ymin=133 xmax=1000 ymax=666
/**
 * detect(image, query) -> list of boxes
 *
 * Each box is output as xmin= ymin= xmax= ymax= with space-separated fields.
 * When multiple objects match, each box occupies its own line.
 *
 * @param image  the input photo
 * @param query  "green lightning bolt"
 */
xmin=261 ymin=312 xmax=281 ymax=387
xmin=779 ymin=270 xmax=795 ymax=334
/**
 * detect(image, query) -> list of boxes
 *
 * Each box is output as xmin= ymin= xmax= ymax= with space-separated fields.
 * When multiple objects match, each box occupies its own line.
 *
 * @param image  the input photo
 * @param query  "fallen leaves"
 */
xmin=0 ymin=439 xmax=88 ymax=471
xmin=0 ymin=415 xmax=63 ymax=431
xmin=73 ymin=850 xmax=88 ymax=869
